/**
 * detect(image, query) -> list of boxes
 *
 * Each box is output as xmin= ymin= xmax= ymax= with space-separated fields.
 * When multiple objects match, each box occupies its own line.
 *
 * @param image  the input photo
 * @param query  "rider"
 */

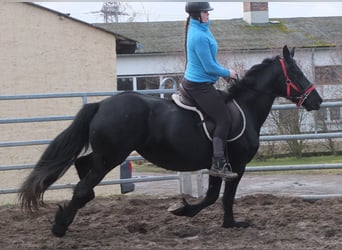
xmin=181 ymin=2 xmax=238 ymax=179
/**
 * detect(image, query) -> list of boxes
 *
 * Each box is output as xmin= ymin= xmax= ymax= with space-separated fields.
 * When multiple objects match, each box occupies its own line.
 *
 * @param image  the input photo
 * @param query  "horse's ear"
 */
xmin=283 ymin=45 xmax=292 ymax=63
xmin=290 ymin=47 xmax=295 ymax=57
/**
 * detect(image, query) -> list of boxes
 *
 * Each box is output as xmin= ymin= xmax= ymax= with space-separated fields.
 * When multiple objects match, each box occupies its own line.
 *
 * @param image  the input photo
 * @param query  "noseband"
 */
xmin=279 ymin=58 xmax=316 ymax=107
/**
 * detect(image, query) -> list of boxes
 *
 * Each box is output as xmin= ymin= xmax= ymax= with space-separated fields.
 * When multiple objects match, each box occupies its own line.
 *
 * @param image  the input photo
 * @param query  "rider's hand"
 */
xmin=224 ymin=69 xmax=238 ymax=82
xmin=229 ymin=69 xmax=238 ymax=80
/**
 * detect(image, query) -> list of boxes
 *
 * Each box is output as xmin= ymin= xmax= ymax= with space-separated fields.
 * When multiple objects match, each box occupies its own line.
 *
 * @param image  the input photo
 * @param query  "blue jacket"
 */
xmin=184 ymin=18 xmax=230 ymax=83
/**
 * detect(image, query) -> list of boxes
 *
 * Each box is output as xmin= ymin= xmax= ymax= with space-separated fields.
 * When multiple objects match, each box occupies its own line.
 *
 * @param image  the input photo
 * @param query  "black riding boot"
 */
xmin=209 ymin=137 xmax=238 ymax=180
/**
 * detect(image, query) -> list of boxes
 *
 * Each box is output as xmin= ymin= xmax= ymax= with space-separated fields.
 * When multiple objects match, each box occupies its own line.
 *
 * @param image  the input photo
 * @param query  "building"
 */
xmin=95 ymin=4 xmax=342 ymax=134
xmin=96 ymin=16 xmax=342 ymax=95
xmin=0 ymin=2 xmax=135 ymax=201
xmin=0 ymin=2 xmax=137 ymax=96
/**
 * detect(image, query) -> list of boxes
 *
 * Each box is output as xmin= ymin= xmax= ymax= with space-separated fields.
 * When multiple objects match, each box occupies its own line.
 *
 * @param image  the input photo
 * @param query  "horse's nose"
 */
xmin=309 ymin=97 xmax=323 ymax=111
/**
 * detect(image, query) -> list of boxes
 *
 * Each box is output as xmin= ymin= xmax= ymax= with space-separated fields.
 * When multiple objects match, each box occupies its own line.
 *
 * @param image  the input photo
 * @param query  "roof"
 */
xmin=94 ymin=16 xmax=342 ymax=54
xmin=26 ymin=3 xmax=137 ymax=54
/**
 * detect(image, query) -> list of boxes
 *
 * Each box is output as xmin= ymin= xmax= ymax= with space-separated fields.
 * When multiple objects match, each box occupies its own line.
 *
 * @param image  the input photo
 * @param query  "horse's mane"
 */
xmin=224 ymin=55 xmax=280 ymax=98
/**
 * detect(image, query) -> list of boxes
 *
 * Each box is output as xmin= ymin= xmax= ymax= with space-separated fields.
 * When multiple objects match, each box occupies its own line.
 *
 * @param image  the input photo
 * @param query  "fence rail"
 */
xmin=1 ymin=90 xmax=341 ymax=199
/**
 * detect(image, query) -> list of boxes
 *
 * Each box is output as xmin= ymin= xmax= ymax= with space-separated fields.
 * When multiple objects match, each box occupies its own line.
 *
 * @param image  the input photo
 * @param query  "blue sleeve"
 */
xmin=193 ymin=36 xmax=230 ymax=78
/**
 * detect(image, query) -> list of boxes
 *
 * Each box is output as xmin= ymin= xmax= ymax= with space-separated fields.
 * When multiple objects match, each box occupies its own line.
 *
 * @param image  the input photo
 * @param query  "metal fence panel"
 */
xmin=0 ymin=90 xmax=341 ymax=199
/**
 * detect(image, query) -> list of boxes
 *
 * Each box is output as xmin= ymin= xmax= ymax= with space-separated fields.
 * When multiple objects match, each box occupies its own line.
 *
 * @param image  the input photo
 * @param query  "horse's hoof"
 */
xmin=167 ymin=201 xmax=185 ymax=215
xmin=235 ymin=221 xmax=250 ymax=228
xmin=52 ymin=224 xmax=66 ymax=237
xmin=223 ymin=221 xmax=250 ymax=228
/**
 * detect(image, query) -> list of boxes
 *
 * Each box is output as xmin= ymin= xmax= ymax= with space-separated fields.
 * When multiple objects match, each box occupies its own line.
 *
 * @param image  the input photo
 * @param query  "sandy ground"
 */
xmin=0 ymin=171 xmax=341 ymax=249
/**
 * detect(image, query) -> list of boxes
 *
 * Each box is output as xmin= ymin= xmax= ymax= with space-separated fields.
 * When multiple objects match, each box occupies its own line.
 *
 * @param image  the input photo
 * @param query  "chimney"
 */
xmin=243 ymin=2 xmax=269 ymax=25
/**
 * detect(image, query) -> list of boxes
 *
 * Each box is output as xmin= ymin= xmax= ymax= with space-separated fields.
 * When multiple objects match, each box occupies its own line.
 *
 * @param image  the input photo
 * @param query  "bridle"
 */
xmin=279 ymin=58 xmax=316 ymax=107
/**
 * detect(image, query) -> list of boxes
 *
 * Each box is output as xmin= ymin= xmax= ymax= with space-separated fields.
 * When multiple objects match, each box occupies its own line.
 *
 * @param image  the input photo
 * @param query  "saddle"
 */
xmin=171 ymin=84 xmax=246 ymax=142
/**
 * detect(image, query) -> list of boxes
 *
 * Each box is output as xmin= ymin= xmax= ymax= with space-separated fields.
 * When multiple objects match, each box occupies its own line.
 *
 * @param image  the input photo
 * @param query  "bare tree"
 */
xmin=272 ymin=109 xmax=306 ymax=158
xmin=101 ymin=2 xmax=126 ymax=23
xmin=315 ymin=49 xmax=342 ymax=155
xmin=99 ymin=2 xmax=136 ymax=23
xmin=86 ymin=2 xmax=138 ymax=23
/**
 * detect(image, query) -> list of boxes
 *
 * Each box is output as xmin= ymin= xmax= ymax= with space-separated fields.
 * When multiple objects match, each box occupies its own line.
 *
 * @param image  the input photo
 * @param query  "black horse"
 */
xmin=19 ymin=46 xmax=322 ymax=237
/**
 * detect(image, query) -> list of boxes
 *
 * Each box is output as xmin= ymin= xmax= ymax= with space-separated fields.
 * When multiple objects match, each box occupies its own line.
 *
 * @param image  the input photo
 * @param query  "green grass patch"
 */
xmin=132 ymin=162 xmax=174 ymax=173
xmin=132 ymin=155 xmax=342 ymax=174
xmin=248 ymin=155 xmax=342 ymax=175
xmin=249 ymin=155 xmax=342 ymax=166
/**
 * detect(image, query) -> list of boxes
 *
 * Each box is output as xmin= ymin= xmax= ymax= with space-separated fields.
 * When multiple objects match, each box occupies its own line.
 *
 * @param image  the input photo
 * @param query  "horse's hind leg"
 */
xmin=52 ymin=153 xmax=118 ymax=237
xmin=75 ymin=154 xmax=93 ymax=179
xmin=74 ymin=153 xmax=96 ymax=202
xmin=169 ymin=175 xmax=222 ymax=217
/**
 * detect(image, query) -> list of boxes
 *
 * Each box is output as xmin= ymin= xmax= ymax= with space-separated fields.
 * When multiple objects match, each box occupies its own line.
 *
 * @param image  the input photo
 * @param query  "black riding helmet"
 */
xmin=185 ymin=2 xmax=213 ymax=21
xmin=185 ymin=2 xmax=214 ymax=13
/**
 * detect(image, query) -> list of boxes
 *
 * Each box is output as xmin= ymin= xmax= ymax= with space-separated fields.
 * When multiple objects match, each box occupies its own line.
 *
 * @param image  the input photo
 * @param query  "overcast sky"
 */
xmin=37 ymin=2 xmax=342 ymax=23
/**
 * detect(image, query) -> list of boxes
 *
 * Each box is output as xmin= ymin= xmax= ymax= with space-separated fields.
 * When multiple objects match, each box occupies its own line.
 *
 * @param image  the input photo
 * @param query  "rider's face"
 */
xmin=200 ymin=11 xmax=209 ymax=23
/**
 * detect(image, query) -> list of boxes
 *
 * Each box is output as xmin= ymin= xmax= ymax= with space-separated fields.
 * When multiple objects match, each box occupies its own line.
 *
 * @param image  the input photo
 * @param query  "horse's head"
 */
xmin=279 ymin=45 xmax=323 ymax=111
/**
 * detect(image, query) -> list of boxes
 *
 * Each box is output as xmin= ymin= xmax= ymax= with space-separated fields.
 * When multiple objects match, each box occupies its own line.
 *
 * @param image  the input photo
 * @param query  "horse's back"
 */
xmin=89 ymin=92 xmax=212 ymax=170
xmin=89 ymin=92 xmax=182 ymax=149
xmin=88 ymin=92 xmax=155 ymax=152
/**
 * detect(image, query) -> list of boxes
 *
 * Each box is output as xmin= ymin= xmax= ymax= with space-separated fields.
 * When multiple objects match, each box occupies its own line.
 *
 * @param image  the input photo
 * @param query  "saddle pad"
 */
xmin=171 ymin=94 xmax=246 ymax=142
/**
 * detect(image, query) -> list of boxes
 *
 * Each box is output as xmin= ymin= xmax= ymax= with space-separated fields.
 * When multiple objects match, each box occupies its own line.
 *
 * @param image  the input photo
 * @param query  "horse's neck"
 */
xmin=234 ymin=58 xmax=282 ymax=133
xmin=237 ymin=89 xmax=276 ymax=133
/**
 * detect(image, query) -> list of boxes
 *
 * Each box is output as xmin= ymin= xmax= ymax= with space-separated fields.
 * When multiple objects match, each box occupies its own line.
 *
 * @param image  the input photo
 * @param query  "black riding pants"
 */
xmin=181 ymin=79 xmax=232 ymax=159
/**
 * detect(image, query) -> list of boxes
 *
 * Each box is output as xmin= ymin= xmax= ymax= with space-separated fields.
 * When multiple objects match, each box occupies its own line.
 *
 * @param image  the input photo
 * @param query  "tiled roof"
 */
xmin=95 ymin=16 xmax=342 ymax=54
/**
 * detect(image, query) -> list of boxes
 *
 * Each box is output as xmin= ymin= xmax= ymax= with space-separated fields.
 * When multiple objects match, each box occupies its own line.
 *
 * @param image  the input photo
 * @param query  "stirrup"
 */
xmin=209 ymin=158 xmax=238 ymax=180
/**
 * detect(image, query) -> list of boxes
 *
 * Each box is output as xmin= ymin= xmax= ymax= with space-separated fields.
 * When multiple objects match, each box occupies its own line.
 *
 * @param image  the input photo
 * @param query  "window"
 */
xmin=315 ymin=65 xmax=342 ymax=85
xmin=137 ymin=76 xmax=159 ymax=90
xmin=117 ymin=74 xmax=182 ymax=92
xmin=117 ymin=77 xmax=133 ymax=91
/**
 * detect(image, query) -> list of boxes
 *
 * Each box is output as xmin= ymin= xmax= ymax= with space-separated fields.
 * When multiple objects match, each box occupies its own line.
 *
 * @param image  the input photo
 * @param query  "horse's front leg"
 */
xmin=169 ymin=175 xmax=222 ymax=217
xmin=222 ymin=176 xmax=250 ymax=228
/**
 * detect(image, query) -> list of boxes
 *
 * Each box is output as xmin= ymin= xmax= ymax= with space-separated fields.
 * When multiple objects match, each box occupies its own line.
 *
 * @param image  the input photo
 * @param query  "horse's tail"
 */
xmin=19 ymin=102 xmax=100 ymax=211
